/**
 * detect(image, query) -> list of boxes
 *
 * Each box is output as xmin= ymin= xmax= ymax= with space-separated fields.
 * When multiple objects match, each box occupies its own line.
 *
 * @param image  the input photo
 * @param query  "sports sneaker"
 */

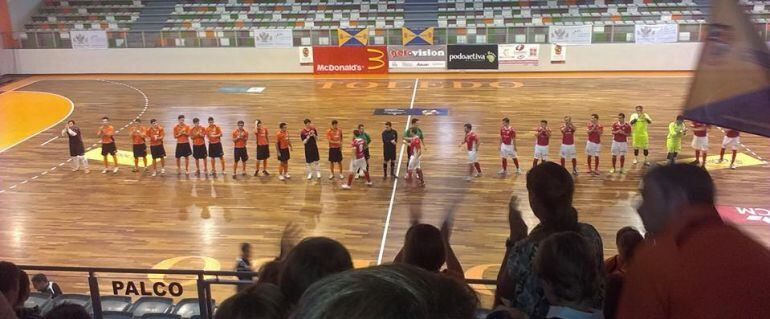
xmin=131 ymin=167 xmax=138 ymax=172
xmin=717 ymin=159 xmax=724 ymax=164
xmin=316 ymin=171 xmax=322 ymax=179
xmin=619 ymin=169 xmax=625 ymax=174
xmin=84 ymin=169 xmax=90 ymax=174
xmin=278 ymin=175 xmax=285 ymax=181
xmin=160 ymin=168 xmax=165 ymax=175
xmin=633 ymin=158 xmax=638 ymax=165
xmin=366 ymin=181 xmax=373 ymax=186
xmin=515 ymin=168 xmax=522 ymax=175
xmin=262 ymin=170 xmax=270 ymax=176
xmin=497 ymin=169 xmax=506 ymax=175
xmin=341 ymin=184 xmax=351 ymax=189
xmin=338 ymin=174 xmax=344 ymax=179
xmin=151 ymin=171 xmax=157 ymax=177
xmin=609 ymin=168 xmax=615 ymax=174
xmin=112 ymin=167 xmax=119 ymax=174
xmin=730 ymin=164 xmax=737 ymax=169
xmin=572 ymin=169 xmax=578 ymax=176
xmin=285 ymin=174 xmax=291 ymax=179
xmin=72 ymin=167 xmax=80 ymax=172
xmin=643 ymin=161 xmax=651 ymax=167
xmin=465 ymin=176 xmax=473 ymax=181
xmin=474 ymin=172 xmax=482 ymax=177
xmin=241 ymin=172 xmax=246 ymax=176
xmin=102 ymin=168 xmax=108 ymax=174
xmin=329 ymin=174 xmax=335 ymax=180
xmin=306 ymin=173 xmax=313 ymax=180
xmin=355 ymin=173 xmax=361 ymax=180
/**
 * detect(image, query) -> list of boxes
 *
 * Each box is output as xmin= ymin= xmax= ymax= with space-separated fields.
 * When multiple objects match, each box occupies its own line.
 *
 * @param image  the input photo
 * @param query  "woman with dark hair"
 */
xmin=292 ymin=264 xmax=478 ymax=319
xmin=42 ymin=304 xmax=90 ymax=319
xmin=494 ymin=162 xmax=604 ymax=318
xmin=0 ymin=261 xmax=21 ymax=319
xmin=215 ymin=284 xmax=287 ymax=319
xmin=279 ymin=237 xmax=353 ymax=305
xmin=394 ymin=221 xmax=464 ymax=280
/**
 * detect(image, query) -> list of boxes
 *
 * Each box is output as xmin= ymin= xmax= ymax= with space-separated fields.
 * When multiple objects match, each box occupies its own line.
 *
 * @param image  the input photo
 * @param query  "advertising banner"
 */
xmin=634 ymin=24 xmax=679 ymax=43
xmin=446 ymin=45 xmax=498 ymax=70
xmin=313 ymin=46 xmax=388 ymax=74
xmin=70 ymin=30 xmax=108 ymax=49
xmin=387 ymin=45 xmax=447 ymax=69
xmin=550 ymin=44 xmax=567 ymax=63
xmin=548 ymin=25 xmax=592 ymax=45
xmin=254 ymin=29 xmax=294 ymax=48
xmin=298 ymin=46 xmax=313 ymax=64
xmin=499 ymin=44 xmax=540 ymax=66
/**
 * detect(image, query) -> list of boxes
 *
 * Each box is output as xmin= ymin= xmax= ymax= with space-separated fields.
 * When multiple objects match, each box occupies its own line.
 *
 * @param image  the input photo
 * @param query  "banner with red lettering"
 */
xmin=716 ymin=205 xmax=770 ymax=226
xmin=312 ymin=46 xmax=389 ymax=74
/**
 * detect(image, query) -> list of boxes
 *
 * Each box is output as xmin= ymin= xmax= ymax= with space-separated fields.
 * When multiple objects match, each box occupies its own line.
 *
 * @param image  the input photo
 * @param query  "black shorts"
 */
xmin=175 ymin=143 xmax=192 ymax=158
xmin=150 ymin=145 xmax=166 ymax=159
xmin=208 ymin=142 xmax=224 ymax=158
xmin=256 ymin=145 xmax=270 ymax=160
xmin=305 ymin=146 xmax=320 ymax=163
xmin=383 ymin=145 xmax=396 ymax=161
xmin=101 ymin=142 xmax=117 ymax=156
xmin=278 ymin=148 xmax=290 ymax=162
xmin=328 ymin=147 xmax=343 ymax=163
xmin=132 ymin=144 xmax=147 ymax=158
xmin=193 ymin=144 xmax=207 ymax=159
xmin=234 ymin=147 xmax=249 ymax=162
xmin=364 ymin=148 xmax=370 ymax=160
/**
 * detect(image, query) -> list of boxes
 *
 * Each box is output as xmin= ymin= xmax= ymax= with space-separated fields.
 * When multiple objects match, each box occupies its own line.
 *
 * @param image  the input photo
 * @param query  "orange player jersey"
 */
xmin=99 ymin=125 xmax=115 ymax=144
xmin=255 ymin=127 xmax=269 ymax=146
xmin=327 ymin=128 xmax=343 ymax=148
xmin=130 ymin=125 xmax=147 ymax=145
xmin=190 ymin=125 xmax=206 ymax=145
xmin=206 ymin=124 xmax=222 ymax=144
xmin=174 ymin=123 xmax=191 ymax=144
xmin=276 ymin=130 xmax=290 ymax=149
xmin=232 ymin=129 xmax=248 ymax=148
xmin=147 ymin=126 xmax=164 ymax=146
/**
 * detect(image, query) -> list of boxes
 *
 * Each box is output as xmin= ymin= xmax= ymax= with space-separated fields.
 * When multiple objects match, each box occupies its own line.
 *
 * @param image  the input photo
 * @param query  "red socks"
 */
xmin=474 ymin=162 xmax=481 ymax=173
xmin=513 ymin=158 xmax=519 ymax=169
xmin=502 ymin=158 xmax=508 ymax=170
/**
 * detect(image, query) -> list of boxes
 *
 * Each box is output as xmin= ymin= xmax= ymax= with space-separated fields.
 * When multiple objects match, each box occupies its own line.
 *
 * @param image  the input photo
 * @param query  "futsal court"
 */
xmin=1 ymin=73 xmax=769 ymax=305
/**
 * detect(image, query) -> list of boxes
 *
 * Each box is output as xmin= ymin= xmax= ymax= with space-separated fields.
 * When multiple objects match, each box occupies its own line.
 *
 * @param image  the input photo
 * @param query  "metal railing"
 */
xmin=17 ymin=264 xmax=496 ymax=319
xmin=9 ymin=23 xmax=770 ymax=49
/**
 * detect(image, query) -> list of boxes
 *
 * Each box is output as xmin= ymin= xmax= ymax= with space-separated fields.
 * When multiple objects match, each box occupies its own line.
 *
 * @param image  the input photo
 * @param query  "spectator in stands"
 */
xmin=293 ymin=264 xmax=478 ymax=319
xmin=495 ymin=162 xmax=604 ymax=318
xmin=31 ymin=274 xmax=61 ymax=298
xmin=534 ymin=231 xmax=603 ymax=319
xmin=493 ymin=195 xmax=530 ymax=307
xmin=16 ymin=270 xmax=41 ymax=319
xmin=279 ymin=237 xmax=353 ymax=306
xmin=393 ymin=217 xmax=464 ymax=280
xmin=1 ymin=261 xmax=21 ymax=319
xmin=618 ymin=164 xmax=770 ymax=318
xmin=603 ymin=226 xmax=643 ymax=276
xmin=256 ymin=261 xmax=281 ymax=286
xmin=235 ymin=243 xmax=254 ymax=292
xmin=258 ymin=223 xmax=302 ymax=286
xmin=215 ymin=284 xmax=287 ymax=319
xmin=42 ymin=304 xmax=90 ymax=319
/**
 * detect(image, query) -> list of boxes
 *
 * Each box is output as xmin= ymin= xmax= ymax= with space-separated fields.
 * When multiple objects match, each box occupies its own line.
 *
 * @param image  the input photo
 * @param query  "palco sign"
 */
xmin=112 ymin=281 xmax=184 ymax=297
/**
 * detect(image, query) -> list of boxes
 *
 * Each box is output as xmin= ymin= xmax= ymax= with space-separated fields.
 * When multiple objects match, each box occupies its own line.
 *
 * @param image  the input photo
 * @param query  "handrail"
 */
xmin=17 ymin=264 xmax=260 ymax=277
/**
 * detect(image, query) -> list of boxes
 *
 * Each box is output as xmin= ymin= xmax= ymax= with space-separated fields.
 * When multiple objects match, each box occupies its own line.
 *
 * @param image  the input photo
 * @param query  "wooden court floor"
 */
xmin=1 ymin=74 xmax=769 ymax=304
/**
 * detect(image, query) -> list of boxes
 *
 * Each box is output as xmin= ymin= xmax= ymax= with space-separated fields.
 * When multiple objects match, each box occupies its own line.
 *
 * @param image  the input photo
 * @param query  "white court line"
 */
xmin=377 ymin=78 xmax=419 ymax=265
xmin=41 ymin=136 xmax=59 ymax=146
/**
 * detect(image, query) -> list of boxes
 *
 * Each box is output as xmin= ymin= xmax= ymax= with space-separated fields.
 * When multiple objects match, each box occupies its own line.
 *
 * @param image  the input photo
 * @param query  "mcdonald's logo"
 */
xmin=367 ymin=48 xmax=386 ymax=70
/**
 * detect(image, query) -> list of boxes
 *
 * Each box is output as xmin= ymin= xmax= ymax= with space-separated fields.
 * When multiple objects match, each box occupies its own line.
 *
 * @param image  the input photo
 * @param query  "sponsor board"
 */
xmin=635 ymin=24 xmax=678 ymax=43
xmin=387 ymin=45 xmax=447 ymax=69
xmin=254 ymin=29 xmax=294 ymax=48
xmin=447 ymin=45 xmax=499 ymax=70
xmin=550 ymin=44 xmax=567 ymax=63
xmin=716 ymin=205 xmax=770 ymax=226
xmin=313 ymin=46 xmax=388 ymax=74
xmin=499 ymin=44 xmax=540 ymax=66
xmin=298 ymin=46 xmax=313 ymax=64
xmin=373 ymin=108 xmax=448 ymax=116
xmin=70 ymin=30 xmax=109 ymax=49
xmin=218 ymin=87 xmax=266 ymax=94
xmin=548 ymin=25 xmax=592 ymax=45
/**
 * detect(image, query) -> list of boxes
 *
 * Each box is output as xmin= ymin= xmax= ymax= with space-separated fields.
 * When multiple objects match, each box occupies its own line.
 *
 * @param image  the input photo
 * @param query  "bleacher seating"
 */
xmin=14 ymin=0 xmax=770 ymax=48
xmin=102 ymin=311 xmax=135 ymax=319
xmin=127 ymin=297 xmax=175 ymax=318
xmin=41 ymin=294 xmax=92 ymax=314
xmin=93 ymin=295 xmax=133 ymax=313
xmin=24 ymin=292 xmax=52 ymax=311
xmin=171 ymin=298 xmax=214 ymax=319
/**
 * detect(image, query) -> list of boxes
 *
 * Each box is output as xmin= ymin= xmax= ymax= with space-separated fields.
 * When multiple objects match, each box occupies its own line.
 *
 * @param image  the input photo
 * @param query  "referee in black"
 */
xmin=382 ymin=122 xmax=398 ymax=179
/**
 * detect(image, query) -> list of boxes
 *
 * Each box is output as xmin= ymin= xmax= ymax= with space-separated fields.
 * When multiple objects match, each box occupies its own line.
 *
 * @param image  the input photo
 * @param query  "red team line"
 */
xmin=61 ymin=108 xmax=744 ymax=189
